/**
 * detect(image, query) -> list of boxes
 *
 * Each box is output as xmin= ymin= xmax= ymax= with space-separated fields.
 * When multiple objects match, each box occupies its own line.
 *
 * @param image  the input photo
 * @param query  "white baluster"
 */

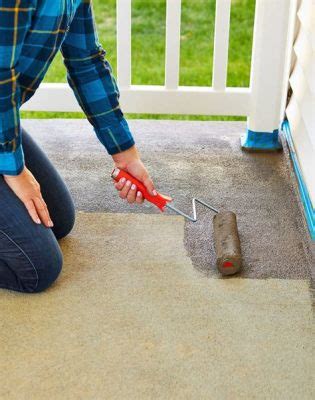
xmin=117 ymin=0 xmax=132 ymax=88
xmin=212 ymin=0 xmax=231 ymax=91
xmin=165 ymin=0 xmax=182 ymax=89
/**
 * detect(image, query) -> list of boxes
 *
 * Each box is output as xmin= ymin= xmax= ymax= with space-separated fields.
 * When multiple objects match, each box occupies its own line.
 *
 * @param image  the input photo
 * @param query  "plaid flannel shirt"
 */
xmin=0 ymin=0 xmax=135 ymax=175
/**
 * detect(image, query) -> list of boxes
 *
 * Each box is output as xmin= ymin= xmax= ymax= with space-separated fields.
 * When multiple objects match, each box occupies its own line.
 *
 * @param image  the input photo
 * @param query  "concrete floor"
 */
xmin=21 ymin=119 xmax=313 ymax=280
xmin=1 ymin=119 xmax=314 ymax=399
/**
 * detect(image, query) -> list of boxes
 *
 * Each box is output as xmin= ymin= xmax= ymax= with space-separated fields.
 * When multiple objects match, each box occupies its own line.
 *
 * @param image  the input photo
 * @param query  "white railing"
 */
xmin=23 ymin=0 xmax=295 ymax=133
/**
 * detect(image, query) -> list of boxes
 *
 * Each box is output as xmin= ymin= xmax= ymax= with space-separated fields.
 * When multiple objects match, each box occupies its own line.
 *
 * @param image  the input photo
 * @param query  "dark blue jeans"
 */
xmin=0 ymin=127 xmax=75 ymax=293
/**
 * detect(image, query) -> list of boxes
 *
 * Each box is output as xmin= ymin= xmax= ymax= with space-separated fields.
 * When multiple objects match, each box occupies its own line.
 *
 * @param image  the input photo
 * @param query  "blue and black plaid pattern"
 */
xmin=0 ymin=0 xmax=135 ymax=175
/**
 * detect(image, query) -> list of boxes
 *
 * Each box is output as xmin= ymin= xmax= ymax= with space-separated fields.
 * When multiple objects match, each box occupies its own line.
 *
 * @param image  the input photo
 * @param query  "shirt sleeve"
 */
xmin=0 ymin=1 xmax=33 ymax=175
xmin=60 ymin=0 xmax=135 ymax=155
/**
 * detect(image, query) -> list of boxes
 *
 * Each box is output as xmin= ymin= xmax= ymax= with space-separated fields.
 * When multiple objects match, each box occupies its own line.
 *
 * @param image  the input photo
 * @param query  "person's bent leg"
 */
xmin=21 ymin=126 xmax=76 ymax=240
xmin=0 ymin=175 xmax=63 ymax=293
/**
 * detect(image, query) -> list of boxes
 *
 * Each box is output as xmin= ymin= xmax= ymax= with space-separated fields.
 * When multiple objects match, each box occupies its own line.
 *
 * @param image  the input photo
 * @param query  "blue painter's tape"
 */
xmin=282 ymin=120 xmax=315 ymax=240
xmin=241 ymin=128 xmax=283 ymax=150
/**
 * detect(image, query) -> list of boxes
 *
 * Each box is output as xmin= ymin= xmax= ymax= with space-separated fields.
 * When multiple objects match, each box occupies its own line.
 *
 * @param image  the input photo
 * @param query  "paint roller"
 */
xmin=111 ymin=168 xmax=242 ymax=275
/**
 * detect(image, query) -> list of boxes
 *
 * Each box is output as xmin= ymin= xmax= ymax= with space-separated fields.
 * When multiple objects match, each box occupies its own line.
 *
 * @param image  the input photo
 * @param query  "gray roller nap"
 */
xmin=213 ymin=211 xmax=242 ymax=275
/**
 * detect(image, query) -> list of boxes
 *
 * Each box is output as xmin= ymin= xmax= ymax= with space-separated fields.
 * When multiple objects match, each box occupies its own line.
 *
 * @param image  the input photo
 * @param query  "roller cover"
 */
xmin=213 ymin=211 xmax=242 ymax=276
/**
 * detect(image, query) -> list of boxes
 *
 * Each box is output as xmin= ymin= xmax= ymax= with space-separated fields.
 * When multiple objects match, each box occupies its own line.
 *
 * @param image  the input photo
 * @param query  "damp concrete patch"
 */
xmin=1 ymin=212 xmax=313 ymax=399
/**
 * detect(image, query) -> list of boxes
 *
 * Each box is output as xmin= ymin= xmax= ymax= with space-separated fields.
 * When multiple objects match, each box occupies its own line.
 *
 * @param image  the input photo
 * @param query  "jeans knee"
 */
xmin=53 ymin=205 xmax=76 ymax=240
xmin=31 ymin=244 xmax=63 ymax=293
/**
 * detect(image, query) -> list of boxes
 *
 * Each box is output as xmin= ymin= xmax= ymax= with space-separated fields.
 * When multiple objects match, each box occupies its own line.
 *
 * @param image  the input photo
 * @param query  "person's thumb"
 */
xmin=143 ymin=176 xmax=157 ymax=196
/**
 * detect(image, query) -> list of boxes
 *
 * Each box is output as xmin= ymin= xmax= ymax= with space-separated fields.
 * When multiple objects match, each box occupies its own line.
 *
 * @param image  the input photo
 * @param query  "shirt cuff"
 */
xmin=94 ymin=118 xmax=135 ymax=155
xmin=0 ymin=145 xmax=25 ymax=176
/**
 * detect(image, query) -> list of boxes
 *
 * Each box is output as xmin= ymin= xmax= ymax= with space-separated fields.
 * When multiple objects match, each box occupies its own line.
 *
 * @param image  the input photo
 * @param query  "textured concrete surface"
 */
xmin=0 ymin=213 xmax=313 ymax=400
xmin=21 ymin=119 xmax=314 ymax=280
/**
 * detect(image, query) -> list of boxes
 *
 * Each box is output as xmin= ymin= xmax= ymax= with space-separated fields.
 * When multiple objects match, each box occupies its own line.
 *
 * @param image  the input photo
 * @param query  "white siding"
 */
xmin=286 ymin=0 xmax=315 ymax=207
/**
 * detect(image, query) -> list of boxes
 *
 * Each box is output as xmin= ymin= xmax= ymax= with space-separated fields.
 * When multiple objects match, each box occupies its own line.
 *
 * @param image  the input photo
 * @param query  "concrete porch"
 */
xmin=0 ymin=119 xmax=314 ymax=399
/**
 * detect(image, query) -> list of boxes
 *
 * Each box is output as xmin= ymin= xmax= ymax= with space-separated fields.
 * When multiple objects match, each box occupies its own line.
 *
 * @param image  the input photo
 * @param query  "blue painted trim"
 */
xmin=241 ymin=129 xmax=283 ymax=150
xmin=282 ymin=120 xmax=315 ymax=240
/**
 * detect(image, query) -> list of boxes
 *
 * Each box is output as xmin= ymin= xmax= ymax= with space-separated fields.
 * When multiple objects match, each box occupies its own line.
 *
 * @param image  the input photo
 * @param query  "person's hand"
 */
xmin=3 ymin=167 xmax=54 ymax=227
xmin=112 ymin=145 xmax=156 ymax=205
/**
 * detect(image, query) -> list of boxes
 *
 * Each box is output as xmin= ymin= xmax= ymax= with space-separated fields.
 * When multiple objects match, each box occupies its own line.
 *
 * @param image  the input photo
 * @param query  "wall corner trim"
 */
xmin=282 ymin=120 xmax=315 ymax=240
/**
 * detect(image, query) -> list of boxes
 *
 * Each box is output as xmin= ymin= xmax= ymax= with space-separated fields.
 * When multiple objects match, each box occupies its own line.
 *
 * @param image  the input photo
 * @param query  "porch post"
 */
xmin=241 ymin=0 xmax=292 ymax=151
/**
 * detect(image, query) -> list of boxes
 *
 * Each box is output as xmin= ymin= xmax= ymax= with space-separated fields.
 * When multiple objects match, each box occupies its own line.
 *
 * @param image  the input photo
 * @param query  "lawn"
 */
xmin=21 ymin=0 xmax=255 ymax=121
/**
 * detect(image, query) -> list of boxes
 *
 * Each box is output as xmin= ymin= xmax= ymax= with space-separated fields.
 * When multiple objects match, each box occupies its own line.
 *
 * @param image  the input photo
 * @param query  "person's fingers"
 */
xmin=143 ymin=176 xmax=157 ymax=196
xmin=33 ymin=197 xmax=51 ymax=227
xmin=33 ymin=197 xmax=53 ymax=227
xmin=126 ymin=183 xmax=137 ymax=204
xmin=24 ymin=199 xmax=41 ymax=225
xmin=39 ymin=197 xmax=54 ymax=226
xmin=119 ymin=179 xmax=132 ymax=199
xmin=136 ymin=191 xmax=144 ymax=204
xmin=114 ymin=177 xmax=126 ymax=191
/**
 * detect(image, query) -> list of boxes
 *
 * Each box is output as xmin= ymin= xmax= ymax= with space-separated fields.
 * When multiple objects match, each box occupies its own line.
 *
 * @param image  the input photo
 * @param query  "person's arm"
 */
xmin=60 ymin=0 xmax=156 ymax=203
xmin=60 ymin=0 xmax=135 ymax=156
xmin=1 ymin=3 xmax=53 ymax=227
xmin=0 ymin=2 xmax=33 ymax=175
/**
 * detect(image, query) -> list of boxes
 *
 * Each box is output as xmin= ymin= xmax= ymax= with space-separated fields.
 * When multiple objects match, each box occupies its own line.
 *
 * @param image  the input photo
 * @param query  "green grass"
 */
xmin=21 ymin=0 xmax=255 ymax=121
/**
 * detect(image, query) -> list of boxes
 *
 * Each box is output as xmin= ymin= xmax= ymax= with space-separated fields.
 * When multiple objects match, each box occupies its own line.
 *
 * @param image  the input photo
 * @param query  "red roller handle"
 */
xmin=111 ymin=168 xmax=172 ymax=211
